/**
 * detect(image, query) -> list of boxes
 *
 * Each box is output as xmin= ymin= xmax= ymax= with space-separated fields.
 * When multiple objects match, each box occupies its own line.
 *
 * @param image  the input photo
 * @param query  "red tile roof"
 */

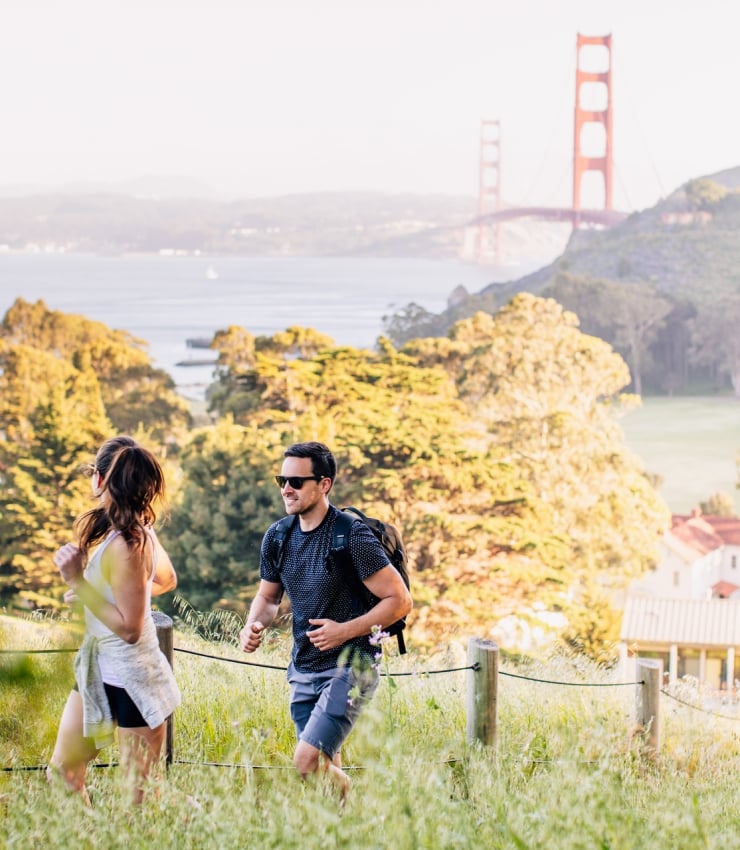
xmin=713 ymin=580 xmax=740 ymax=598
xmin=668 ymin=513 xmax=740 ymax=556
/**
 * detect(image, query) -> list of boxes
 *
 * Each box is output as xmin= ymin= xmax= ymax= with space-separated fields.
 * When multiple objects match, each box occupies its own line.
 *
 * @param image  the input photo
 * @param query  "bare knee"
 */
xmin=294 ymin=741 xmax=321 ymax=777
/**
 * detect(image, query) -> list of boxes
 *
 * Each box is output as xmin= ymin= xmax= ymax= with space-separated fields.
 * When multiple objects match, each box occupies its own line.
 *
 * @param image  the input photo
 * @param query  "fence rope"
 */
xmin=0 ymin=648 xmax=76 ymax=655
xmin=173 ymin=646 xmax=286 ymax=670
xmin=500 ymin=669 xmax=644 ymax=687
xmin=3 ymin=756 xmax=462 ymax=774
xmin=173 ymin=646 xmax=476 ymax=676
xmin=661 ymin=687 xmax=740 ymax=722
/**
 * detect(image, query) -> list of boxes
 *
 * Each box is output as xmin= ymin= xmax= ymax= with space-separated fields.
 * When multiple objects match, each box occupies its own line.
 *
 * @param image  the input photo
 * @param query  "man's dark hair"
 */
xmin=284 ymin=442 xmax=337 ymax=482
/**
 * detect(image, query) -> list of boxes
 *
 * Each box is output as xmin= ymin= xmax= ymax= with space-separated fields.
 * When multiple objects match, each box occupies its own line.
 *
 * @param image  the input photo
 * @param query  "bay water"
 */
xmin=0 ymin=252 xmax=499 ymax=399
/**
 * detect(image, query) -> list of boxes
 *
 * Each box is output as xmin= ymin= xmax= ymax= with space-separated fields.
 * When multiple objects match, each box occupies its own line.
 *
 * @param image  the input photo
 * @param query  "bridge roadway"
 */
xmin=471 ymin=206 xmax=629 ymax=228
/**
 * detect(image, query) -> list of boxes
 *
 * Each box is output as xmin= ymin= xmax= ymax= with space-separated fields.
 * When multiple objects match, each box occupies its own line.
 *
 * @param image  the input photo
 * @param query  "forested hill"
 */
xmin=384 ymin=166 xmax=740 ymax=397
xmin=488 ymin=165 xmax=740 ymax=303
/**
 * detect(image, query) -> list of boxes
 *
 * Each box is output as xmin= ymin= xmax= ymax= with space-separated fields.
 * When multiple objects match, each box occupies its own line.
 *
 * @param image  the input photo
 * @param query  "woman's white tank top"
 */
xmin=84 ymin=529 xmax=156 ymax=686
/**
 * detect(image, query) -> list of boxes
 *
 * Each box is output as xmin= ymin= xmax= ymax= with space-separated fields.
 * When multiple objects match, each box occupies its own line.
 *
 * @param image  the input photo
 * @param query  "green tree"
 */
xmin=545 ymin=275 xmax=674 ymax=396
xmin=699 ymin=491 xmax=737 ymax=518
xmin=691 ymin=294 xmax=740 ymax=396
xmin=161 ymin=417 xmax=289 ymax=610
xmin=0 ymin=299 xmax=191 ymax=607
xmin=1 ymin=298 xmax=191 ymax=444
xmin=404 ymin=296 xmax=670 ymax=634
xmin=0 ymin=352 xmax=111 ymax=606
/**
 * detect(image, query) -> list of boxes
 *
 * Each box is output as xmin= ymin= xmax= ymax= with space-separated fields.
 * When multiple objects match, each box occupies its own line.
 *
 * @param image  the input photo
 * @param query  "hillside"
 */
xmin=0 ymin=191 xmax=479 ymax=258
xmin=480 ymin=166 xmax=740 ymax=304
xmin=382 ymin=166 xmax=740 ymax=396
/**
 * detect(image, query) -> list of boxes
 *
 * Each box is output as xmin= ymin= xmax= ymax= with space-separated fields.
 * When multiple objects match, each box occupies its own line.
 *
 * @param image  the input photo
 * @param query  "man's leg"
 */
xmin=294 ymin=739 xmax=351 ymax=799
xmin=292 ymin=666 xmax=378 ymax=800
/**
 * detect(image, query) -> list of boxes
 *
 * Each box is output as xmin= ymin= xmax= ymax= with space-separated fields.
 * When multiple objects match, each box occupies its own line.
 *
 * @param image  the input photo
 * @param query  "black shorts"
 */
xmin=73 ymin=682 xmax=147 ymax=728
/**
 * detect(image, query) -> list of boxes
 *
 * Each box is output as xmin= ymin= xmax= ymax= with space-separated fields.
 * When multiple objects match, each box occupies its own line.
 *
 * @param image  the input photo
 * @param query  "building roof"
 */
xmin=713 ymin=580 xmax=740 ymax=598
xmin=620 ymin=595 xmax=740 ymax=647
xmin=668 ymin=513 xmax=740 ymax=557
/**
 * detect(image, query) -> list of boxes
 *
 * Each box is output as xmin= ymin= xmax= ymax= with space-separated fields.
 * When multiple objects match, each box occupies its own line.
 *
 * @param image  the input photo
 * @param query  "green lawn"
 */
xmin=620 ymin=396 xmax=740 ymax=514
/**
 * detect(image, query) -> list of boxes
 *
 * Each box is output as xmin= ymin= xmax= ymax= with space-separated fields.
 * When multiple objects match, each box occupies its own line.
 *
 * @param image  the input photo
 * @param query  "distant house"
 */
xmin=619 ymin=511 xmax=740 ymax=691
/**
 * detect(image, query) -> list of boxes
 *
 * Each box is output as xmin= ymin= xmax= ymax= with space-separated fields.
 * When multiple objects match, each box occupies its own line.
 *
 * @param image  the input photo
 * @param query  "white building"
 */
xmin=620 ymin=511 xmax=740 ymax=691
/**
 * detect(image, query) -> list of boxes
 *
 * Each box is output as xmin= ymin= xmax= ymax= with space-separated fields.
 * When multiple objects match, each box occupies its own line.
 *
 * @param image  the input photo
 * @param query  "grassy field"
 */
xmin=620 ymin=396 xmax=740 ymax=514
xmin=3 ymin=613 xmax=740 ymax=849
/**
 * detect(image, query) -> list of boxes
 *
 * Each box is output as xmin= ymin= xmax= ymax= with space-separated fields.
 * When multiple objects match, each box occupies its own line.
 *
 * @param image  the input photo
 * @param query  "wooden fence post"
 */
xmin=635 ymin=657 xmax=662 ymax=757
xmin=466 ymin=637 xmax=498 ymax=747
xmin=153 ymin=611 xmax=174 ymax=767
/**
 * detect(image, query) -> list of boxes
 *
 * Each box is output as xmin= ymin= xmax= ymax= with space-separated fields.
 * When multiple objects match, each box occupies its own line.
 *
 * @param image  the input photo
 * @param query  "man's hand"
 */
xmin=307 ymin=618 xmax=350 ymax=652
xmin=239 ymin=620 xmax=265 ymax=653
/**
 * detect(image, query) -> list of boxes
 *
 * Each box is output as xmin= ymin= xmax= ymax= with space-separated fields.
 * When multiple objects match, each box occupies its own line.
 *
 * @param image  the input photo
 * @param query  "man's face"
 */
xmin=279 ymin=456 xmax=328 ymax=516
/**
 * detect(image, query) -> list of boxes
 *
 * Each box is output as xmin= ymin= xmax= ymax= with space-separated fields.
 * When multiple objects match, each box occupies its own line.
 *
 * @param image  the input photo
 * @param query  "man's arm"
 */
xmin=239 ymin=580 xmax=283 ymax=653
xmin=307 ymin=564 xmax=412 ymax=652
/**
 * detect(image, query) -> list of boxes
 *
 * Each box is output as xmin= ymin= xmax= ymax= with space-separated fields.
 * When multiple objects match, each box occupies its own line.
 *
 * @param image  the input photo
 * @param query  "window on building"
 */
xmin=732 ymin=555 xmax=737 ymax=569
xmin=673 ymin=571 xmax=680 ymax=587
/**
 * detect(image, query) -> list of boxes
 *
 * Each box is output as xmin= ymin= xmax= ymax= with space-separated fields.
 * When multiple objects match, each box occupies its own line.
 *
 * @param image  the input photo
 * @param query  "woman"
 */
xmin=48 ymin=435 xmax=181 ymax=805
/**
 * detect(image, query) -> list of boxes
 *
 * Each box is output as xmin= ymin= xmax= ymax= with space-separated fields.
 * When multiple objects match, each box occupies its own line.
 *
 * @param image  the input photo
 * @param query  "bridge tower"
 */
xmin=477 ymin=119 xmax=502 ymax=264
xmin=572 ymin=33 xmax=613 ymax=223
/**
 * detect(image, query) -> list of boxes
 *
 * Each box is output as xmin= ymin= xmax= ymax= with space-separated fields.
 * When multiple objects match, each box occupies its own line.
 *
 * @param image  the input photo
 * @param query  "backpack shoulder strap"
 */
xmin=270 ymin=514 xmax=298 ymax=571
xmin=332 ymin=509 xmax=355 ymax=551
xmin=330 ymin=510 xmax=365 ymax=615
xmin=341 ymin=505 xmax=368 ymax=525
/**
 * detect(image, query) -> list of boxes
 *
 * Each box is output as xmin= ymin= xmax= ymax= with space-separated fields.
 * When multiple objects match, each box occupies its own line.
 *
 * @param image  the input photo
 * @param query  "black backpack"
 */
xmin=270 ymin=505 xmax=411 ymax=654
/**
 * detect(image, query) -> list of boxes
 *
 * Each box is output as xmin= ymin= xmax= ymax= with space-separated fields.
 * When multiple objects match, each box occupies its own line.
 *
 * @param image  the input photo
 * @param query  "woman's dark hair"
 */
xmin=75 ymin=436 xmax=167 ymax=558
xmin=284 ymin=441 xmax=337 ymax=482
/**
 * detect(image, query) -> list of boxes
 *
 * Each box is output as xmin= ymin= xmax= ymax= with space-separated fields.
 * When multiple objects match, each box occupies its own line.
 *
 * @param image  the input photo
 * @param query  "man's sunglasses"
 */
xmin=274 ymin=475 xmax=324 ymax=490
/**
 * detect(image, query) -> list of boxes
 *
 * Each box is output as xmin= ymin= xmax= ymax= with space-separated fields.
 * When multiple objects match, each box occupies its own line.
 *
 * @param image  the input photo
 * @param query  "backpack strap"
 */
xmin=330 ymin=511 xmax=365 ymax=618
xmin=270 ymin=514 xmax=298 ymax=571
xmin=332 ymin=509 xmax=355 ymax=552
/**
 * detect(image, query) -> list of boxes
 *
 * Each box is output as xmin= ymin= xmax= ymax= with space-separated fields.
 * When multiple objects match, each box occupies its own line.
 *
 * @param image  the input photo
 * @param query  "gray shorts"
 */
xmin=287 ymin=661 xmax=379 ymax=758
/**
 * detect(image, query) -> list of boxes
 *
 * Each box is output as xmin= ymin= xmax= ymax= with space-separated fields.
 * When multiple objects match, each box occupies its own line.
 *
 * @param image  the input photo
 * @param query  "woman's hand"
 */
xmin=53 ymin=543 xmax=85 ymax=588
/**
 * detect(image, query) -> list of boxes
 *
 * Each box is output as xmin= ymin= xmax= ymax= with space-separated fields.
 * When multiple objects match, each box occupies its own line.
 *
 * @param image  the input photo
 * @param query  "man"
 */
xmin=239 ymin=441 xmax=412 ymax=798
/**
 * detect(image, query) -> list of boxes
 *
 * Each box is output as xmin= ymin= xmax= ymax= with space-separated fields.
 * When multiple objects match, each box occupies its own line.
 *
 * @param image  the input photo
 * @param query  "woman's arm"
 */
xmin=150 ymin=529 xmax=177 ymax=596
xmin=55 ymin=538 xmax=149 ymax=644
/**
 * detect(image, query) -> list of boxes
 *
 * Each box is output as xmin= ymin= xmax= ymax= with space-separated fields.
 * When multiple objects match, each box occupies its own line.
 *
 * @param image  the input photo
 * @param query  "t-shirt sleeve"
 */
xmin=348 ymin=520 xmax=391 ymax=582
xmin=260 ymin=524 xmax=282 ymax=583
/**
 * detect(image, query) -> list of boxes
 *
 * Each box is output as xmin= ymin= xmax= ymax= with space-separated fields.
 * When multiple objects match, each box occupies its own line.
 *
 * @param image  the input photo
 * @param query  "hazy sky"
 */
xmin=3 ymin=0 xmax=736 ymax=211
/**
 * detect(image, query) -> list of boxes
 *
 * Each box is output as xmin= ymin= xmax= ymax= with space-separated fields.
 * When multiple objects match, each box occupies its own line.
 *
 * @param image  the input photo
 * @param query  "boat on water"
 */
xmin=186 ymin=337 xmax=214 ymax=349
xmin=206 ymin=266 xmax=219 ymax=280
xmin=175 ymin=357 xmax=218 ymax=367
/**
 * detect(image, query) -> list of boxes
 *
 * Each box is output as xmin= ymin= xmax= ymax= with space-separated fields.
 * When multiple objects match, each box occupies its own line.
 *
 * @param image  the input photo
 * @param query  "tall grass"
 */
xmin=3 ymin=614 xmax=740 ymax=849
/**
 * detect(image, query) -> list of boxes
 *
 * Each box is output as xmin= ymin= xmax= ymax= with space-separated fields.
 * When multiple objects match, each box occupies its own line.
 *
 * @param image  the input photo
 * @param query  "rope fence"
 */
xmin=3 ymin=617 xmax=728 ymax=775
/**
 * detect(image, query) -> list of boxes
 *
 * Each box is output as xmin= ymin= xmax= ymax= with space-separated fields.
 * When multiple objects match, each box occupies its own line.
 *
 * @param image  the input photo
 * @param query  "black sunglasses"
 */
xmin=274 ymin=475 xmax=323 ymax=490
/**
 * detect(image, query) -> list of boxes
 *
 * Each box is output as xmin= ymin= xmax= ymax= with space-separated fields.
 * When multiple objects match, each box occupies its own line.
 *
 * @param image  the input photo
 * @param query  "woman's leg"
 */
xmin=47 ymin=690 xmax=99 ymax=805
xmin=117 ymin=723 xmax=167 ymax=805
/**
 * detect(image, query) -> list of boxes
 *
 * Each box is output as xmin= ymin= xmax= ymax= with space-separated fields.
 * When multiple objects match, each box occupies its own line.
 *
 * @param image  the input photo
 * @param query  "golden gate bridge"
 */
xmin=471 ymin=33 xmax=627 ymax=265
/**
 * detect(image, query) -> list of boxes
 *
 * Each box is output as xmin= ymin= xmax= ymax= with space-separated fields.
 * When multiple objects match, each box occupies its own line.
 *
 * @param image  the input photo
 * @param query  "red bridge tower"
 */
xmin=572 ymin=33 xmax=613 ymax=222
xmin=476 ymin=119 xmax=502 ymax=264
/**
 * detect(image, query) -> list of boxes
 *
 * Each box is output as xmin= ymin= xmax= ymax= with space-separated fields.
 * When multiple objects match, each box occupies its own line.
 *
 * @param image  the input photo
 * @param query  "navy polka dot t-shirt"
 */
xmin=260 ymin=505 xmax=390 ymax=672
